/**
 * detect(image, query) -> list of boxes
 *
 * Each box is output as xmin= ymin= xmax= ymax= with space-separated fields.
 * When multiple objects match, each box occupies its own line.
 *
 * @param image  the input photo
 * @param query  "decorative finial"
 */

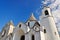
xmin=31 ymin=13 xmax=34 ymax=16
xmin=8 ymin=20 xmax=13 ymax=25
xmin=29 ymin=13 xmax=36 ymax=21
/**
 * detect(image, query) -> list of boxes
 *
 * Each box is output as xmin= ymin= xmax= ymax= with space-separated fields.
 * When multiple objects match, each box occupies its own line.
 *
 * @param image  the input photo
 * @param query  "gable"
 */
xmin=17 ymin=22 xmax=30 ymax=34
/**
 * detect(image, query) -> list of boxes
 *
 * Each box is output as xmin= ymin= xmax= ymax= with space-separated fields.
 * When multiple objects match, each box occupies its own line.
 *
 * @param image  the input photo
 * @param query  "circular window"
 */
xmin=33 ymin=26 xmax=40 ymax=32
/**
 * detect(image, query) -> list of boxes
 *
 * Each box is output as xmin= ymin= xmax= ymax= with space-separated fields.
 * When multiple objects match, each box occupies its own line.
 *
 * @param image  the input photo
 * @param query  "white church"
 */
xmin=0 ymin=6 xmax=60 ymax=40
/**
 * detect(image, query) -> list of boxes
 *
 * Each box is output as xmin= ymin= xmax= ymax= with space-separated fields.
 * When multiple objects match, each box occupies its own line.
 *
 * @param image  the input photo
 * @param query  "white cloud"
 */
xmin=42 ymin=0 xmax=55 ymax=5
xmin=42 ymin=0 xmax=60 ymax=32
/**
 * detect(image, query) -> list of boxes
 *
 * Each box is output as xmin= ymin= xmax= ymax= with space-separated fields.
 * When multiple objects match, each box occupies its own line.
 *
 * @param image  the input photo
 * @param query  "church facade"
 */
xmin=0 ymin=6 xmax=60 ymax=40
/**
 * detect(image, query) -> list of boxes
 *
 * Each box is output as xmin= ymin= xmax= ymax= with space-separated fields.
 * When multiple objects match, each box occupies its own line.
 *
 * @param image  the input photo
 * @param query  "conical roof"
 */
xmin=29 ymin=13 xmax=36 ymax=21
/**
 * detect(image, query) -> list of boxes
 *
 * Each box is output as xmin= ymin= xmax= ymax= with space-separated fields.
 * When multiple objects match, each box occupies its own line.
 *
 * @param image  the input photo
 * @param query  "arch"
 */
xmin=44 ymin=29 xmax=46 ymax=33
xmin=19 ymin=24 xmax=21 ymax=28
xmin=45 ymin=10 xmax=49 ymax=15
xmin=31 ymin=34 xmax=35 ymax=40
xmin=20 ymin=35 xmax=25 ymax=40
xmin=28 ymin=22 xmax=30 ymax=26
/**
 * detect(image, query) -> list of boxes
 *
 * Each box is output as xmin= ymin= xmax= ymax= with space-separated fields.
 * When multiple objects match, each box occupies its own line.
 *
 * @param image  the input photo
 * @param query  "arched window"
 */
xmin=55 ymin=32 xmax=56 ymax=35
xmin=19 ymin=24 xmax=21 ymax=28
xmin=45 ymin=10 xmax=49 ymax=15
xmin=31 ymin=35 xmax=35 ymax=40
xmin=44 ymin=29 xmax=46 ymax=33
xmin=28 ymin=22 xmax=30 ymax=26
xmin=20 ymin=35 xmax=25 ymax=40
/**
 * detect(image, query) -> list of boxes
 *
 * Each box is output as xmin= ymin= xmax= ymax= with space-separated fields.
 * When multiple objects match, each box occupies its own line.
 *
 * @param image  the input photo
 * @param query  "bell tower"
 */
xmin=40 ymin=6 xmax=60 ymax=40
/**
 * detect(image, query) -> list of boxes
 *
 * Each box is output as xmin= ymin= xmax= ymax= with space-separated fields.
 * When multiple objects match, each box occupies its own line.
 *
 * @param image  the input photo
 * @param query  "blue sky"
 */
xmin=0 ymin=0 xmax=43 ymax=31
